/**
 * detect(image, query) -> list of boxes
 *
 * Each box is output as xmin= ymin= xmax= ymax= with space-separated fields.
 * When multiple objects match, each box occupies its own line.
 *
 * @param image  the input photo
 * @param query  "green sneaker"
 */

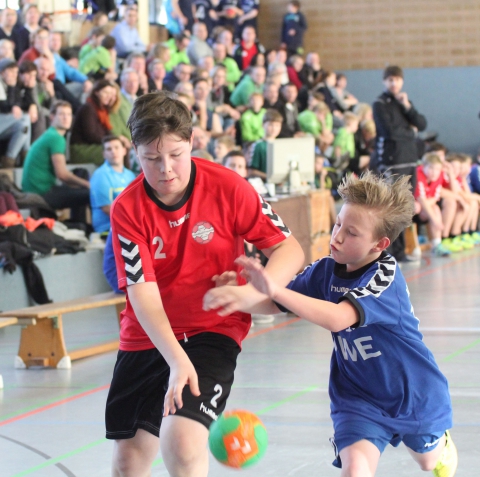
xmin=461 ymin=233 xmax=476 ymax=245
xmin=469 ymin=231 xmax=480 ymax=244
xmin=432 ymin=430 xmax=458 ymax=477
xmin=441 ymin=238 xmax=463 ymax=253
xmin=455 ymin=235 xmax=473 ymax=250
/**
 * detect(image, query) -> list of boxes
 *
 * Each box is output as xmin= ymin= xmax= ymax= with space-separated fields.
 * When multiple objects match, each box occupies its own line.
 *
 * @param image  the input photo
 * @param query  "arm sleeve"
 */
xmin=111 ymin=199 xmax=157 ymax=290
xmin=405 ymin=102 xmax=427 ymax=132
xmin=60 ymin=57 xmax=87 ymax=83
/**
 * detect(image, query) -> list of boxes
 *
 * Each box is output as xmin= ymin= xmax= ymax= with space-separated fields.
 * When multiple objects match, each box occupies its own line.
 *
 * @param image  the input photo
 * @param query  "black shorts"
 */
xmin=105 ymin=332 xmax=241 ymax=440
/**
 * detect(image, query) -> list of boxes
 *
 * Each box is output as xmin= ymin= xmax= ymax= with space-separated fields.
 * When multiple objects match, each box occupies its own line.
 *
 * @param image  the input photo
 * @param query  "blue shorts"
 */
xmin=330 ymin=416 xmax=445 ymax=468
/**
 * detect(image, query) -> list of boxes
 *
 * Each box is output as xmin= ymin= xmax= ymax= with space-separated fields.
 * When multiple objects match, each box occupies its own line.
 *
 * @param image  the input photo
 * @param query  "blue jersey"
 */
xmin=468 ymin=164 xmax=480 ymax=193
xmin=90 ymin=162 xmax=136 ymax=233
xmin=286 ymin=253 xmax=452 ymax=435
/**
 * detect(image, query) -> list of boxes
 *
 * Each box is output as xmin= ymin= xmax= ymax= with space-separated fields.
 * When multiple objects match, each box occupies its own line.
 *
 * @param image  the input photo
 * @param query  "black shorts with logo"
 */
xmin=105 ymin=332 xmax=241 ymax=440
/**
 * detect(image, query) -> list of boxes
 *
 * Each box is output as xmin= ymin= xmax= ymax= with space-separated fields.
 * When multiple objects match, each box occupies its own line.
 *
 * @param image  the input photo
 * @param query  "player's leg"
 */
xmin=112 ymin=430 xmax=160 ymax=477
xmin=160 ymin=415 xmax=209 ymax=477
xmin=404 ymin=431 xmax=457 ymax=476
xmin=338 ymin=440 xmax=381 ymax=477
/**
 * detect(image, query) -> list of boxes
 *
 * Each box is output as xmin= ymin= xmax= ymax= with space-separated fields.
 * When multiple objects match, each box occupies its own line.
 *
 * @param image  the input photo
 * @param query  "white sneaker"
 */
xmin=251 ymin=314 xmax=275 ymax=324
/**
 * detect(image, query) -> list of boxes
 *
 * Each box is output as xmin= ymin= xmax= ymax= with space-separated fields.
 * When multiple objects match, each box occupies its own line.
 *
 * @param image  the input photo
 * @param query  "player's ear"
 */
xmin=372 ymin=236 xmax=390 ymax=253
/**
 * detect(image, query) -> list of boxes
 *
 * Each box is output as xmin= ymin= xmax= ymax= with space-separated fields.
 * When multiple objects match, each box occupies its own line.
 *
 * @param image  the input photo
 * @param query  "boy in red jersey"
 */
xmin=105 ymin=91 xmax=304 ymax=477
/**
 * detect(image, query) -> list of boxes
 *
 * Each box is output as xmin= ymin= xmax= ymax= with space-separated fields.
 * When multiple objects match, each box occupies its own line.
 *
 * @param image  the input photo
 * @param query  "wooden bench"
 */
xmin=0 ymin=291 xmax=126 ymax=369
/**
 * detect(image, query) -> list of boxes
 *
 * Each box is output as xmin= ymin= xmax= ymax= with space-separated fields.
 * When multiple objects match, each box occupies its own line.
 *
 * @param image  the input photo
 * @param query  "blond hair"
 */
xmin=343 ymin=112 xmax=359 ymax=126
xmin=337 ymin=171 xmax=414 ymax=241
xmin=447 ymin=152 xmax=471 ymax=164
xmin=422 ymin=152 xmax=442 ymax=166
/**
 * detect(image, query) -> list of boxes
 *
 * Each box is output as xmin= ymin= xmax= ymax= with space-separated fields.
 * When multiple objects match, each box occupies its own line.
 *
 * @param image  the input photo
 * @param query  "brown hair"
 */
xmin=383 ymin=65 xmax=403 ymax=80
xmin=102 ymin=134 xmax=123 ymax=147
xmin=337 ymin=171 xmax=414 ymax=241
xmin=128 ymin=92 xmax=192 ymax=146
xmin=49 ymin=100 xmax=72 ymax=115
xmin=263 ymin=108 xmax=283 ymax=124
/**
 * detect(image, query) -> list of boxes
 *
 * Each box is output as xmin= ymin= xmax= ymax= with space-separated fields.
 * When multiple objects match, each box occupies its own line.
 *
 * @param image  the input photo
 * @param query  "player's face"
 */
xmin=330 ymin=203 xmax=387 ymax=272
xmin=424 ymin=163 xmax=442 ymax=182
xmin=136 ymin=134 xmax=193 ymax=206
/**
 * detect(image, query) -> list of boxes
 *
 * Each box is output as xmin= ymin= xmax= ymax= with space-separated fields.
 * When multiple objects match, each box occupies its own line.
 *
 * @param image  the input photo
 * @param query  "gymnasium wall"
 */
xmin=258 ymin=0 xmax=480 ymax=154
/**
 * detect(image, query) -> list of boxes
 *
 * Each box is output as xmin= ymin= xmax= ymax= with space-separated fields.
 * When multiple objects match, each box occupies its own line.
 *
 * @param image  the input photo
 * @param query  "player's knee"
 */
xmin=342 ymin=461 xmax=374 ymax=477
xmin=165 ymin=437 xmax=207 ymax=469
xmin=113 ymin=440 xmax=153 ymax=477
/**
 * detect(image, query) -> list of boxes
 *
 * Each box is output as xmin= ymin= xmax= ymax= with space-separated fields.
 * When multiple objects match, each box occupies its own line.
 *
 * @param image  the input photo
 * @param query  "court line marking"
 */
xmin=0 ymin=434 xmax=76 ymax=477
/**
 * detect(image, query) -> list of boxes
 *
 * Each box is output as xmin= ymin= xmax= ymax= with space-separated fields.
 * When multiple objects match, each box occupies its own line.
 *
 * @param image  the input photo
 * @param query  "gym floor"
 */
xmin=1 ymin=249 xmax=479 ymax=476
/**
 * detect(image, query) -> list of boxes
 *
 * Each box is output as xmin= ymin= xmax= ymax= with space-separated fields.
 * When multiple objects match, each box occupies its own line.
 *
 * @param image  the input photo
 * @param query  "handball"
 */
xmin=209 ymin=410 xmax=268 ymax=468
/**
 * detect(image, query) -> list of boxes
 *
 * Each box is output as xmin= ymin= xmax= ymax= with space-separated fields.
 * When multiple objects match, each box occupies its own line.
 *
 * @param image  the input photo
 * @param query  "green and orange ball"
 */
xmin=209 ymin=410 xmax=268 ymax=469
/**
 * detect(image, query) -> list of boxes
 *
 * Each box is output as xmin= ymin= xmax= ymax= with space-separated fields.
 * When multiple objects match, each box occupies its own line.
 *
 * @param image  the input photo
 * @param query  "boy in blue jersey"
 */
xmin=204 ymin=171 xmax=458 ymax=477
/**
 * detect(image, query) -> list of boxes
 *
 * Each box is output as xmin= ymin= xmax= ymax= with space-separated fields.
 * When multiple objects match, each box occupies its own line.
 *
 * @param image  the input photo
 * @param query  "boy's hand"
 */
xmin=212 ymin=271 xmax=238 ymax=287
xmin=163 ymin=355 xmax=200 ymax=417
xmin=203 ymin=285 xmax=247 ymax=316
xmin=235 ymin=255 xmax=278 ymax=299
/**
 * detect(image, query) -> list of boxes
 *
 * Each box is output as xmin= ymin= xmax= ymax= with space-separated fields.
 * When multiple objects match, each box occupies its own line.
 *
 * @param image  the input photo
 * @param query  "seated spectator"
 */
xmin=90 ymin=135 xmax=136 ymax=233
xmin=60 ymin=46 xmax=81 ymax=70
xmin=21 ymin=101 xmax=90 ymax=223
xmin=233 ymin=24 xmax=265 ymax=71
xmin=249 ymin=108 xmax=283 ymax=180
xmin=187 ymin=21 xmax=213 ymax=66
xmin=315 ymin=70 xmax=344 ymax=124
xmin=263 ymin=80 xmax=281 ymax=109
xmin=0 ymin=38 xmax=14 ymax=60
xmin=198 ymin=54 xmax=215 ymax=75
xmin=49 ymin=31 xmax=92 ymax=99
xmin=414 ymin=153 xmax=453 ymax=256
xmin=457 ymin=153 xmax=480 ymax=243
xmin=163 ymin=61 xmax=191 ymax=91
xmin=0 ymin=58 xmax=31 ymax=167
xmin=79 ymin=26 xmax=106 ymax=62
xmin=299 ymin=51 xmax=323 ymax=89
xmin=230 ymin=64 xmax=265 ymax=110
xmin=217 ymin=27 xmax=235 ymax=56
xmin=174 ymin=79 xmax=194 ymax=97
xmin=0 ymin=8 xmax=29 ymax=60
xmin=109 ymin=82 xmax=132 ymax=152
xmin=193 ymin=0 xmax=217 ymax=35
xmin=34 ymin=56 xmax=81 ymax=113
xmin=39 ymin=13 xmax=52 ymax=30
xmin=147 ymin=59 xmax=166 ymax=92
xmin=22 ymin=4 xmax=40 ymax=35
xmin=212 ymin=41 xmax=241 ymax=91
xmin=79 ymin=35 xmax=117 ymax=81
xmin=240 ymin=92 xmax=265 ymax=144
xmin=214 ymin=134 xmax=236 ymax=163
xmin=266 ymin=61 xmax=289 ymax=87
xmin=147 ymin=42 xmax=171 ymax=70
xmin=192 ymin=125 xmax=211 ymax=151
xmin=210 ymin=64 xmax=239 ymax=129
xmin=110 ymin=5 xmax=146 ymax=58
xmin=119 ymin=67 xmax=140 ymax=105
xmin=297 ymin=101 xmax=334 ymax=153
xmin=164 ymin=32 xmax=190 ymax=71
xmin=192 ymin=77 xmax=223 ymax=139
xmin=276 ymin=82 xmax=301 ymax=138
xmin=333 ymin=72 xmax=358 ymax=112
xmin=70 ymin=79 xmax=116 ymax=165
xmin=125 ymin=52 xmax=148 ymax=95
xmin=468 ymin=148 xmax=480 ymax=194
xmin=18 ymin=28 xmax=54 ymax=66
xmin=332 ymin=111 xmax=359 ymax=172
xmin=286 ymin=54 xmax=305 ymax=91
xmin=18 ymin=60 xmax=45 ymax=142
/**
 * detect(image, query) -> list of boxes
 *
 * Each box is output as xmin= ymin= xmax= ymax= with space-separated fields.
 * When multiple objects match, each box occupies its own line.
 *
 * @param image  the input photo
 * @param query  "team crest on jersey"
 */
xmin=192 ymin=221 xmax=214 ymax=244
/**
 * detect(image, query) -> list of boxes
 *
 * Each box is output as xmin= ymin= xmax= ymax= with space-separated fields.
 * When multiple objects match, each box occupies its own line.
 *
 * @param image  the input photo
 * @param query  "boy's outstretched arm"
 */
xmin=237 ymin=256 xmax=359 ymax=332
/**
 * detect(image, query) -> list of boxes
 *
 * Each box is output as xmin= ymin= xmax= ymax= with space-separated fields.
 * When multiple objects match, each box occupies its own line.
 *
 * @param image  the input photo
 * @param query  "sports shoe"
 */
xmin=441 ymin=238 xmax=463 ymax=253
xmin=251 ymin=314 xmax=275 ymax=324
xmin=454 ymin=235 xmax=473 ymax=250
xmin=470 ymin=231 xmax=480 ymax=244
xmin=432 ymin=430 xmax=458 ymax=477
xmin=432 ymin=244 xmax=451 ymax=257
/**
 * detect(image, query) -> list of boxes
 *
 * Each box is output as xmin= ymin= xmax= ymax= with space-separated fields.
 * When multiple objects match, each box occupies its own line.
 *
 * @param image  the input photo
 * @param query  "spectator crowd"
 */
xmin=1 ymin=0 xmax=480 ymax=262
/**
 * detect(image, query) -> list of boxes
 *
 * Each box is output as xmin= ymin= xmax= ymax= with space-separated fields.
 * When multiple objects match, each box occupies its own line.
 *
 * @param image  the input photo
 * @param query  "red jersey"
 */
xmin=414 ymin=165 xmax=442 ymax=201
xmin=111 ymin=158 xmax=290 ymax=351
